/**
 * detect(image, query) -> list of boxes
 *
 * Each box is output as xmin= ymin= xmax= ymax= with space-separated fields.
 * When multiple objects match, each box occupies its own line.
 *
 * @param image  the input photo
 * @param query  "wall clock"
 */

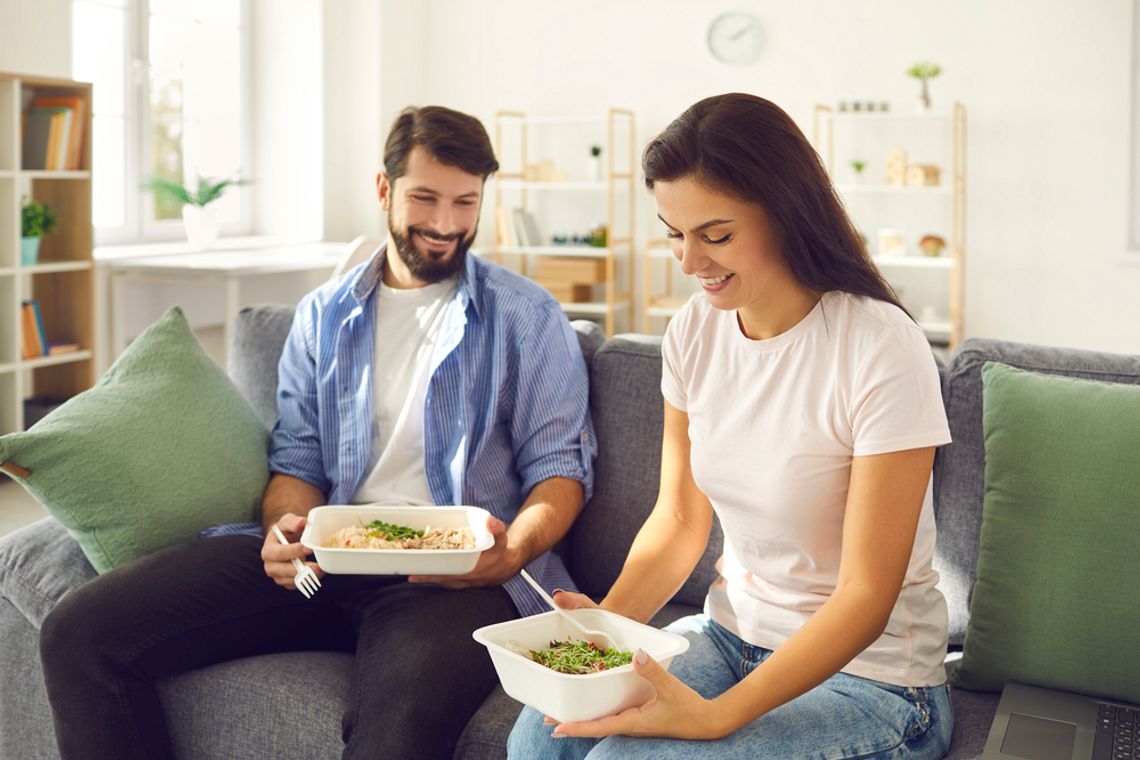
xmin=707 ymin=11 xmax=763 ymax=66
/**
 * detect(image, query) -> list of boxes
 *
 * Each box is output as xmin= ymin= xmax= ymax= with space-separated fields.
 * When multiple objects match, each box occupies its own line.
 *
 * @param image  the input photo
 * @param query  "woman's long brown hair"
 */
xmin=643 ymin=93 xmax=910 ymax=317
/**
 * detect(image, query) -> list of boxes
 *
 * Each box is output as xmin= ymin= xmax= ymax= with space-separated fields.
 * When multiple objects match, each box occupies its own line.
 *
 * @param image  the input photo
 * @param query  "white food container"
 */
xmin=300 ymin=505 xmax=494 ymax=575
xmin=473 ymin=608 xmax=690 ymax=723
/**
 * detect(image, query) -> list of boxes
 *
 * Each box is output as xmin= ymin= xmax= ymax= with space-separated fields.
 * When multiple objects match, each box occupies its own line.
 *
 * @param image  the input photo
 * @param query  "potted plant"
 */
xmin=906 ymin=61 xmax=942 ymax=112
xmin=20 ymin=198 xmax=59 ymax=266
xmin=144 ymin=174 xmax=247 ymax=249
xmin=849 ymin=159 xmax=867 ymax=184
xmin=586 ymin=145 xmax=603 ymax=182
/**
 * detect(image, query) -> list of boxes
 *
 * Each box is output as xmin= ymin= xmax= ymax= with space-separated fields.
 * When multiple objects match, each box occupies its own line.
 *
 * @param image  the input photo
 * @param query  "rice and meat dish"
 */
xmin=528 ymin=639 xmax=633 ymax=674
xmin=324 ymin=519 xmax=476 ymax=550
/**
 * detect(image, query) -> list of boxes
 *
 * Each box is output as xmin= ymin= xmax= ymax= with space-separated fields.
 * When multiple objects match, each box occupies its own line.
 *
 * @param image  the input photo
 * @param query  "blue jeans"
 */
xmin=508 ymin=614 xmax=953 ymax=760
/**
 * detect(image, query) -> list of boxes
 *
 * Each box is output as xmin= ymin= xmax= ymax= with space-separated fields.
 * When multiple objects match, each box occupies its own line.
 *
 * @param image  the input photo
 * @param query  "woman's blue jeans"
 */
xmin=508 ymin=614 xmax=953 ymax=760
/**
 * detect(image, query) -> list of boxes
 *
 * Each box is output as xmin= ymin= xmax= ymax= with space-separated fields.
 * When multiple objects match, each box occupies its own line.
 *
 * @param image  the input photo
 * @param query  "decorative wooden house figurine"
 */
xmin=905 ymin=163 xmax=941 ymax=186
xmin=885 ymin=147 xmax=908 ymax=186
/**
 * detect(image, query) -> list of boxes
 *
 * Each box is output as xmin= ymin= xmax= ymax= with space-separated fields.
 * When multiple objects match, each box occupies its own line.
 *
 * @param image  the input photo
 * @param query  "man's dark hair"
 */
xmin=383 ymin=106 xmax=499 ymax=181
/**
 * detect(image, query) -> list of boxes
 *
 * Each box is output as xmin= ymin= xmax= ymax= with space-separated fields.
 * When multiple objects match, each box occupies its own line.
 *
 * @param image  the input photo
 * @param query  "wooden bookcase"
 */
xmin=490 ymin=109 xmax=636 ymax=337
xmin=0 ymin=72 xmax=95 ymax=435
xmin=812 ymin=103 xmax=967 ymax=348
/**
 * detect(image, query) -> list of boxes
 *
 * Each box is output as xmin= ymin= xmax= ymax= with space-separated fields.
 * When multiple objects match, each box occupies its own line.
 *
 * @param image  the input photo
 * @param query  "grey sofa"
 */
xmin=2 ymin=304 xmax=1138 ymax=760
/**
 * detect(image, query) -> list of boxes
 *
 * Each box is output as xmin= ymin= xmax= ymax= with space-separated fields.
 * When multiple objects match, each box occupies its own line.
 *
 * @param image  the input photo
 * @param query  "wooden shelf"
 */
xmin=497 ymin=180 xmax=609 ymax=191
xmin=872 ymin=256 xmax=953 ymax=269
xmin=815 ymin=101 xmax=967 ymax=348
xmin=0 ymin=71 xmax=95 ymax=433
xmin=834 ymin=184 xmax=951 ymax=195
xmin=496 ymin=246 xmax=608 ymax=257
xmin=494 ymin=108 xmax=636 ymax=337
xmin=20 ymin=170 xmax=91 ymax=180
xmin=0 ymin=261 xmax=93 ymax=276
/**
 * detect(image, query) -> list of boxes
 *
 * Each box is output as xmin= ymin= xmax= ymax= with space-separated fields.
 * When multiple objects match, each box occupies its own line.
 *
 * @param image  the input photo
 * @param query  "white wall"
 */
xmin=0 ymin=0 xmax=71 ymax=78
xmin=341 ymin=0 xmax=1140 ymax=353
xmin=251 ymin=0 xmax=323 ymax=241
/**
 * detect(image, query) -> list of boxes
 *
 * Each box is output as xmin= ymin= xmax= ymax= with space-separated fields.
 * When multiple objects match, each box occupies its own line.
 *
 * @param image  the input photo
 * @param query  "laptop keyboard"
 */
xmin=1095 ymin=702 xmax=1138 ymax=760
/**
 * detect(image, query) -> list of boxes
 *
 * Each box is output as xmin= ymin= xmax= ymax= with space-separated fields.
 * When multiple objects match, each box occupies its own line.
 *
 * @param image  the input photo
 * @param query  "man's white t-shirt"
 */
xmin=351 ymin=278 xmax=457 ymax=506
xmin=661 ymin=290 xmax=952 ymax=687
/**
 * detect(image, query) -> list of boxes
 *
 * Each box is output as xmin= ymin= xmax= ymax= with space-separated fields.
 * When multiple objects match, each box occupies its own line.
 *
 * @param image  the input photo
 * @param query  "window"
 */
xmin=72 ymin=0 xmax=250 ymax=243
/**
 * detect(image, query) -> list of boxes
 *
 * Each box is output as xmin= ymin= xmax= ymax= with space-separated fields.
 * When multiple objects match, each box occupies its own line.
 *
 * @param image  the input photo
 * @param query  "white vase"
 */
xmin=585 ymin=156 xmax=603 ymax=182
xmin=182 ymin=204 xmax=219 ymax=250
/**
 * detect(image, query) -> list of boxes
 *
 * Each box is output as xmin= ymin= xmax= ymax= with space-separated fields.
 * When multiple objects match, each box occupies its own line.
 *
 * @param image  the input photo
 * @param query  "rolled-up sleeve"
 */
xmin=509 ymin=302 xmax=597 ymax=502
xmin=268 ymin=298 xmax=331 ymax=495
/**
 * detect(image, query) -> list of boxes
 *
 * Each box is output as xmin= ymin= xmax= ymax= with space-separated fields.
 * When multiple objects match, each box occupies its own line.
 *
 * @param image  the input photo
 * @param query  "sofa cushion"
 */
xmin=0 ymin=517 xmax=95 ymax=628
xmin=0 ymin=307 xmax=269 ymax=573
xmin=228 ymin=305 xmax=296 ymax=428
xmin=933 ymin=339 xmax=1140 ymax=647
xmin=570 ymin=335 xmax=723 ymax=606
xmin=950 ymin=362 xmax=1140 ymax=703
xmin=158 ymin=652 xmax=348 ymax=760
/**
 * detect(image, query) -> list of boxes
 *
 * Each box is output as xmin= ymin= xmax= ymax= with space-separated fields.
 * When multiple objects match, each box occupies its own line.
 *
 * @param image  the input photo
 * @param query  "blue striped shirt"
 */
xmin=268 ymin=244 xmax=596 ymax=617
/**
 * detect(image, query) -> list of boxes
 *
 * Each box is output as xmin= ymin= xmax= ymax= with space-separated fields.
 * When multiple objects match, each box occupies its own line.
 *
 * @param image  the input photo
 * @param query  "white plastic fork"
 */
xmin=518 ymin=569 xmax=618 ymax=650
xmin=271 ymin=525 xmax=321 ymax=599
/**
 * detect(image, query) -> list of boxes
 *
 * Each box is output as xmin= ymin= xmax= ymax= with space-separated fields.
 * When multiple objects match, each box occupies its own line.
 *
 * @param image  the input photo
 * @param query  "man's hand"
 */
xmin=408 ymin=515 xmax=520 ymax=589
xmin=260 ymin=512 xmax=325 ymax=589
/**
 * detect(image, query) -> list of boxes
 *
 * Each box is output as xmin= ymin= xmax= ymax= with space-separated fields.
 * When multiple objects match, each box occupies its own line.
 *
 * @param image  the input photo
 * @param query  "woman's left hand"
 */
xmin=548 ymin=649 xmax=726 ymax=740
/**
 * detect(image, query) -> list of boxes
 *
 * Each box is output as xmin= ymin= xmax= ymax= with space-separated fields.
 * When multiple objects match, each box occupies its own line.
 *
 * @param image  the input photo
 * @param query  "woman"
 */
xmin=507 ymin=93 xmax=953 ymax=760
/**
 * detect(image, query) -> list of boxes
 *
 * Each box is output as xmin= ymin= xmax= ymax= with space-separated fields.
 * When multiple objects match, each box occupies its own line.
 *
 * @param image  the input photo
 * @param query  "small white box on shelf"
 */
xmin=877 ymin=229 xmax=906 ymax=257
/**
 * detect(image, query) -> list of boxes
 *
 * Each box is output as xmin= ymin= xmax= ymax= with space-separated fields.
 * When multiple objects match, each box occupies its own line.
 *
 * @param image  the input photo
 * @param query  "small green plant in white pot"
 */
xmin=907 ymin=61 xmax=942 ymax=112
xmin=144 ymin=174 xmax=246 ymax=249
xmin=20 ymin=198 xmax=59 ymax=266
xmin=850 ymin=159 xmax=867 ymax=184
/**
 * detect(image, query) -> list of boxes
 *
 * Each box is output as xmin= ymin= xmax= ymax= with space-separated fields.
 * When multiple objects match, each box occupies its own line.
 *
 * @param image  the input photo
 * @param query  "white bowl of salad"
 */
xmin=473 ymin=608 xmax=690 ymax=723
xmin=300 ymin=505 xmax=495 ymax=575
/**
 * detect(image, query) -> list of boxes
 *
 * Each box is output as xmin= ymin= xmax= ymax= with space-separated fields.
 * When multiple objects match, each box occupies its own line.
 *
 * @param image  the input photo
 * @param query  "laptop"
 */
xmin=982 ymin=682 xmax=1139 ymax=760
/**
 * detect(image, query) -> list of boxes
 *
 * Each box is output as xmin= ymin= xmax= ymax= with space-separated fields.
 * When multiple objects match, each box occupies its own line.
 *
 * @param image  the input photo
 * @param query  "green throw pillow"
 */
xmin=0 ymin=307 xmax=268 ymax=573
xmin=951 ymin=361 xmax=1140 ymax=703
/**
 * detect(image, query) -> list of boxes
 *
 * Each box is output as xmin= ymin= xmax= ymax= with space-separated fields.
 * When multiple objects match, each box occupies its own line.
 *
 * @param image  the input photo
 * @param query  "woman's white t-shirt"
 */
xmin=661 ymin=290 xmax=952 ymax=687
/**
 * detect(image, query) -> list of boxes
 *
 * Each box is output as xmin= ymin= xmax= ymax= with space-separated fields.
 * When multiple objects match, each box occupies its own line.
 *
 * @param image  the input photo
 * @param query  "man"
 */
xmin=39 ymin=105 xmax=596 ymax=760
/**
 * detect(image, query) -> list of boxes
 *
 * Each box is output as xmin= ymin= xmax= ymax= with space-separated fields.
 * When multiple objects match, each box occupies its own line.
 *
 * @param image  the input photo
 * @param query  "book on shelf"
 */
xmin=21 ymin=95 xmax=86 ymax=171
xmin=19 ymin=301 xmax=46 ymax=360
xmin=496 ymin=207 xmax=515 ymax=247
xmin=508 ymin=208 xmax=544 ymax=248
xmin=33 ymin=94 xmax=86 ymax=170
xmin=47 ymin=341 xmax=80 ymax=356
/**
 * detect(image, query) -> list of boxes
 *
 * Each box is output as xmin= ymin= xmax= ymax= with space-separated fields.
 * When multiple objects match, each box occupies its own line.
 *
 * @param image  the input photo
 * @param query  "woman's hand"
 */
xmin=548 ymin=650 xmax=727 ymax=740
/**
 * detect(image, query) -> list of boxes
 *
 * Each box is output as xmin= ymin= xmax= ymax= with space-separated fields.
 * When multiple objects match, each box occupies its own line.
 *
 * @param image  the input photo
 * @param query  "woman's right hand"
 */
xmin=551 ymin=589 xmax=599 ymax=611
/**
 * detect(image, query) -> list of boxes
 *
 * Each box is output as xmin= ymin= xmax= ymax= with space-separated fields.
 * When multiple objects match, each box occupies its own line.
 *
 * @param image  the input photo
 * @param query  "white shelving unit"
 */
xmin=813 ymin=103 xmax=967 ymax=347
xmin=0 ymin=72 xmax=95 ymax=437
xmin=491 ymin=109 xmax=635 ymax=336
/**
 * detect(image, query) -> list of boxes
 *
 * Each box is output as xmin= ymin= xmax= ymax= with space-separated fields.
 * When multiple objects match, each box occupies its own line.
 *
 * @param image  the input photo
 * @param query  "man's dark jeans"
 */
xmin=39 ymin=534 xmax=517 ymax=760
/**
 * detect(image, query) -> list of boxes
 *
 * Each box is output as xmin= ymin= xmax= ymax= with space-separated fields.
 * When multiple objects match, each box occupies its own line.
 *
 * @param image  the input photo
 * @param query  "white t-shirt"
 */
xmin=351 ymin=278 xmax=457 ymax=506
xmin=661 ymin=290 xmax=952 ymax=687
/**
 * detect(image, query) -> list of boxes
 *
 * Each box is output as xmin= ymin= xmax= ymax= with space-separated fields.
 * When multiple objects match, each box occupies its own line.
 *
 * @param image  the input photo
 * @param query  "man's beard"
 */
xmin=388 ymin=220 xmax=475 ymax=284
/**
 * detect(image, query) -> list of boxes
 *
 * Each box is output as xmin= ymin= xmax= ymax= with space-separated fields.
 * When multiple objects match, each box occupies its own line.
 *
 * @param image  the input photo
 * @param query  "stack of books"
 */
xmin=21 ymin=94 xmax=86 ymax=171
xmin=20 ymin=300 xmax=79 ymax=360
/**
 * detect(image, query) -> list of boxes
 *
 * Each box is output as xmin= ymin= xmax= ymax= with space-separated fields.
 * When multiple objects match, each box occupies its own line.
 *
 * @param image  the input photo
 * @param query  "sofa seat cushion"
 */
xmin=945 ymin=683 xmax=999 ymax=760
xmin=158 ymin=652 xmax=350 ymax=760
xmin=0 ymin=517 xmax=95 ymax=628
